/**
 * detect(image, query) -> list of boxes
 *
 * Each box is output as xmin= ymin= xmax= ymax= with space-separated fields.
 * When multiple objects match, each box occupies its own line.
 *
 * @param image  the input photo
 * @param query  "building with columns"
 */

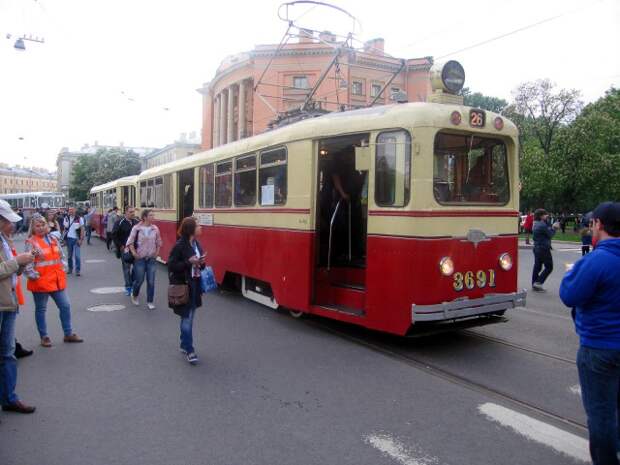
xmin=197 ymin=34 xmax=433 ymax=150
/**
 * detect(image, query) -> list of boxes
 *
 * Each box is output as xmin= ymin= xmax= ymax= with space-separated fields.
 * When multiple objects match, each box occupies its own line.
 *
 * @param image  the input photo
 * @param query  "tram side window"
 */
xmin=215 ymin=161 xmax=232 ymax=207
xmin=433 ymin=132 xmax=509 ymax=205
xmin=235 ymin=154 xmax=256 ymax=206
xmin=259 ymin=147 xmax=287 ymax=206
xmin=140 ymin=181 xmax=147 ymax=207
xmin=199 ymin=164 xmax=214 ymax=208
xmin=375 ymin=130 xmax=411 ymax=207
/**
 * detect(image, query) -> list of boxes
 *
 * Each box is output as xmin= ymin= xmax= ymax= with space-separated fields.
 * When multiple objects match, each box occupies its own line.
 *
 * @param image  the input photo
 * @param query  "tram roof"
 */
xmin=0 ymin=191 xmax=64 ymax=199
xmin=138 ymin=102 xmax=518 ymax=180
xmin=90 ymin=176 xmax=138 ymax=194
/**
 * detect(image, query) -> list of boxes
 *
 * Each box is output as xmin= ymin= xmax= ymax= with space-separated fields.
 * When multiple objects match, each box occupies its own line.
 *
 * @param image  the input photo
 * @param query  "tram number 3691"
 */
xmin=453 ymin=270 xmax=496 ymax=291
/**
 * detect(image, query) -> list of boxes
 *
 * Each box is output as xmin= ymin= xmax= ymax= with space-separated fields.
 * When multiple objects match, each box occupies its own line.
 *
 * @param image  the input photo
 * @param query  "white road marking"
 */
xmin=86 ymin=304 xmax=125 ymax=312
xmin=364 ymin=433 xmax=439 ymax=465
xmin=90 ymin=286 xmax=127 ymax=294
xmin=478 ymin=403 xmax=589 ymax=463
xmin=85 ymin=259 xmax=106 ymax=263
xmin=569 ymin=385 xmax=582 ymax=396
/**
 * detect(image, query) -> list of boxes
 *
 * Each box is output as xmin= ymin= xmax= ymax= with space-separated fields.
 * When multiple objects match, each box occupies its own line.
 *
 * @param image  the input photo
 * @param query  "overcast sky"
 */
xmin=0 ymin=0 xmax=618 ymax=171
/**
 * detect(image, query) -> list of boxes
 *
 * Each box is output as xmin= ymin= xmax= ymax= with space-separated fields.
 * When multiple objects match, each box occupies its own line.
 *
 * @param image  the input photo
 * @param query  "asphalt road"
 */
xmin=0 ymin=237 xmax=590 ymax=465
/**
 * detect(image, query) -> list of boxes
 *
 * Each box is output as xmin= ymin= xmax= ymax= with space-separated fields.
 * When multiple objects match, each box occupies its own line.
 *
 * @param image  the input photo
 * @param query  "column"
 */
xmin=227 ymin=85 xmax=235 ymax=143
xmin=213 ymin=94 xmax=220 ymax=148
xmin=219 ymin=91 xmax=227 ymax=146
xmin=238 ymin=80 xmax=246 ymax=140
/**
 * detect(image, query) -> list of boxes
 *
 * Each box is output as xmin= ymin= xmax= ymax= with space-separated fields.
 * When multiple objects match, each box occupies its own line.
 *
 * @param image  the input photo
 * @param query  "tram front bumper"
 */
xmin=411 ymin=290 xmax=527 ymax=323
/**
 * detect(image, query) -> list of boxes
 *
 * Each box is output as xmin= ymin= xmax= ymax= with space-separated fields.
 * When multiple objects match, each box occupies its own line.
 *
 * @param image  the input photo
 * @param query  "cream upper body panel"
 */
xmin=90 ymin=175 xmax=138 ymax=194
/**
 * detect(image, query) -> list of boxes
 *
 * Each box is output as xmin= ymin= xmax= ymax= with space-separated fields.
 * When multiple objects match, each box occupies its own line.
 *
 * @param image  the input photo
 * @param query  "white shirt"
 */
xmin=64 ymin=216 xmax=84 ymax=240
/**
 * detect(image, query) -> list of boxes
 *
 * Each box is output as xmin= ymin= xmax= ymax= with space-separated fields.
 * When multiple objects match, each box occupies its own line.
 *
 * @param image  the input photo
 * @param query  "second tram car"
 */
xmin=128 ymin=61 xmax=526 ymax=335
xmin=89 ymin=176 xmax=138 ymax=237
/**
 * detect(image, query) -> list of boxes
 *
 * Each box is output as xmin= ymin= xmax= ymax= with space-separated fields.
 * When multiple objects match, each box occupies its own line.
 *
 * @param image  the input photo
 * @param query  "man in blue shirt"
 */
xmin=560 ymin=201 xmax=620 ymax=465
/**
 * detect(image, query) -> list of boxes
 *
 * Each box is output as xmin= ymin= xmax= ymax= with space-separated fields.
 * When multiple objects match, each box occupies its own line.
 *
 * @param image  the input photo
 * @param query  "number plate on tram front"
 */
xmin=453 ymin=270 xmax=496 ymax=291
xmin=469 ymin=109 xmax=485 ymax=128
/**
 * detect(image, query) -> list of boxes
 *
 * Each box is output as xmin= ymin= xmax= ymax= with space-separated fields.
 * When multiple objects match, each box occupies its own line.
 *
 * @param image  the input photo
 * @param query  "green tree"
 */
xmin=69 ymin=148 xmax=142 ymax=200
xmin=513 ymin=79 xmax=582 ymax=156
xmin=460 ymin=87 xmax=508 ymax=113
xmin=552 ymin=87 xmax=620 ymax=211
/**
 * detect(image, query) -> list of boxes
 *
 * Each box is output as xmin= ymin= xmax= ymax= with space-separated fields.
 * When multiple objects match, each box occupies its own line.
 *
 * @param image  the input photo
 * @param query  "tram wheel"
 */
xmin=289 ymin=309 xmax=305 ymax=319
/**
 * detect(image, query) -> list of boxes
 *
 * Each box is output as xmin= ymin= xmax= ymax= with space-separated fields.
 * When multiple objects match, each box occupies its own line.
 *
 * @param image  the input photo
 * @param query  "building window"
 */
xmin=259 ymin=147 xmax=287 ymax=206
xmin=370 ymin=84 xmax=382 ymax=98
xmin=234 ymin=154 xmax=256 ymax=206
xmin=215 ymin=161 xmax=233 ymax=207
xmin=351 ymin=81 xmax=363 ymax=96
xmin=199 ymin=164 xmax=214 ymax=208
xmin=391 ymin=87 xmax=401 ymax=96
xmin=375 ymin=130 xmax=411 ymax=207
xmin=293 ymin=76 xmax=309 ymax=89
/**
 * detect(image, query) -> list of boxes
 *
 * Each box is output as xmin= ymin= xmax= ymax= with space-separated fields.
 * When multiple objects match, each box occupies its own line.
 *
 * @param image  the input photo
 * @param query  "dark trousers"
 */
xmin=577 ymin=346 xmax=620 ymax=465
xmin=582 ymin=245 xmax=591 ymax=256
xmin=532 ymin=247 xmax=553 ymax=285
xmin=106 ymin=232 xmax=113 ymax=250
xmin=85 ymin=225 xmax=92 ymax=244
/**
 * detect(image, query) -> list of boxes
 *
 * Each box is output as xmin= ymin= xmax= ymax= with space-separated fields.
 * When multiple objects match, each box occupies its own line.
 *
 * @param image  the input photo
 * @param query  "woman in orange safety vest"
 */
xmin=25 ymin=214 xmax=83 ymax=347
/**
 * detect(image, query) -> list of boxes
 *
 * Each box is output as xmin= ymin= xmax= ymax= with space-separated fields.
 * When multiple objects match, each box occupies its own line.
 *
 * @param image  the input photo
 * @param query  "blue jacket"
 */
xmin=532 ymin=220 xmax=555 ymax=249
xmin=560 ymin=238 xmax=620 ymax=350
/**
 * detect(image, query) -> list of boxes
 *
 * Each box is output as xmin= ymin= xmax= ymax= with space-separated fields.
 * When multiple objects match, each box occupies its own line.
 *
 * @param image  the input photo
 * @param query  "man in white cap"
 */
xmin=0 ymin=199 xmax=36 ymax=416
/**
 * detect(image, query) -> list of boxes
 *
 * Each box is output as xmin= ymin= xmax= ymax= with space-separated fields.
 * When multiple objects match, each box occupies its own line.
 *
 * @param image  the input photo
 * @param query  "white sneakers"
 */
xmin=130 ymin=295 xmax=139 ymax=306
xmin=147 ymin=303 xmax=155 ymax=310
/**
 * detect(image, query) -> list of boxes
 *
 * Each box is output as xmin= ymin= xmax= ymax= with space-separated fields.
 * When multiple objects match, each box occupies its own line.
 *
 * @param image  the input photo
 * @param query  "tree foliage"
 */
xmin=512 ymin=79 xmax=582 ymax=156
xmin=518 ymin=87 xmax=620 ymax=212
xmin=461 ymin=87 xmax=508 ymax=113
xmin=69 ymin=148 xmax=142 ymax=200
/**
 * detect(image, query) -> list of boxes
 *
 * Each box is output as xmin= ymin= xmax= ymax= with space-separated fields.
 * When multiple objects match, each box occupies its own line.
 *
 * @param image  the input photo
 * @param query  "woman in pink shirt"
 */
xmin=127 ymin=209 xmax=162 ymax=309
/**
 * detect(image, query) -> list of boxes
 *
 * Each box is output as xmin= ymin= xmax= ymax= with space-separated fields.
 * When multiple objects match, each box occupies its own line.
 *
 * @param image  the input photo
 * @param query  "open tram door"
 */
xmin=312 ymin=133 xmax=370 ymax=317
xmin=178 ymin=169 xmax=194 ymax=225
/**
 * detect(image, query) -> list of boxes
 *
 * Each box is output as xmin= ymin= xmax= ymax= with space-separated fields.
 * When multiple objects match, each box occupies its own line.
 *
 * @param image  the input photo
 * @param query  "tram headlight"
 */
xmin=439 ymin=257 xmax=455 ymax=276
xmin=430 ymin=60 xmax=465 ymax=94
xmin=499 ymin=253 xmax=513 ymax=271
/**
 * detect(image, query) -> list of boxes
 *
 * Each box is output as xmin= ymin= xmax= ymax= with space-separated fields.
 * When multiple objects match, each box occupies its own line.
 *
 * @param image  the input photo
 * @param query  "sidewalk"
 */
xmin=518 ymin=239 xmax=581 ymax=250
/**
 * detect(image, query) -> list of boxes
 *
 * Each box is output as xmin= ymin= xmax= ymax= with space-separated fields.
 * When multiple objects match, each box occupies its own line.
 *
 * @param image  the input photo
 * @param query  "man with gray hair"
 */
xmin=0 ymin=199 xmax=36 ymax=417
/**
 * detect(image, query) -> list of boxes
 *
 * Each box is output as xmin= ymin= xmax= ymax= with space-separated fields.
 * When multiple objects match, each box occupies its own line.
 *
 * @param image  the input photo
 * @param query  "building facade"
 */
xmin=56 ymin=142 xmax=156 ymax=197
xmin=140 ymin=137 xmax=201 ymax=171
xmin=0 ymin=166 xmax=57 ymax=194
xmin=197 ymin=34 xmax=432 ymax=150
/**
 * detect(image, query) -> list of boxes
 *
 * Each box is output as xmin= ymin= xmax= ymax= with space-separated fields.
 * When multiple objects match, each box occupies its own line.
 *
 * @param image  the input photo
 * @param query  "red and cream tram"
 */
xmin=129 ymin=61 xmax=527 ymax=335
xmin=89 ymin=176 xmax=138 ymax=237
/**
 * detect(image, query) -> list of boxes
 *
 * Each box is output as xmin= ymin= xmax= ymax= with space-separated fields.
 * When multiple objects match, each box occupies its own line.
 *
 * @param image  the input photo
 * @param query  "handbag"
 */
xmin=122 ymin=229 xmax=140 ymax=264
xmin=168 ymin=284 xmax=189 ymax=307
xmin=200 ymin=266 xmax=217 ymax=293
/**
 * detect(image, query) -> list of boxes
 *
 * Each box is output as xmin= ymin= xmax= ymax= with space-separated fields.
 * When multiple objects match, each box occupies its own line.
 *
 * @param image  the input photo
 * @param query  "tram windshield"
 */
xmin=433 ymin=132 xmax=509 ymax=205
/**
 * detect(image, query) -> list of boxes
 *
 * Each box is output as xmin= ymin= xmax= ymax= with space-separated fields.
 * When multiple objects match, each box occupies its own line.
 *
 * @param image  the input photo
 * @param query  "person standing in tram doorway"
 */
xmin=112 ymin=206 xmax=138 ymax=296
xmin=0 ymin=199 xmax=36 ymax=415
xmin=531 ymin=208 xmax=559 ymax=292
xmin=560 ymin=202 xmax=620 ymax=465
xmin=25 ymin=214 xmax=83 ymax=347
xmin=62 ymin=207 xmax=85 ymax=276
xmin=168 ymin=217 xmax=205 ymax=365
xmin=127 ymin=209 xmax=162 ymax=310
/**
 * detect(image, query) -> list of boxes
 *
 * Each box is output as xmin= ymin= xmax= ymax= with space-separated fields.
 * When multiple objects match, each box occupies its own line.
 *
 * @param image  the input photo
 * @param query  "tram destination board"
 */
xmin=470 ymin=109 xmax=486 ymax=128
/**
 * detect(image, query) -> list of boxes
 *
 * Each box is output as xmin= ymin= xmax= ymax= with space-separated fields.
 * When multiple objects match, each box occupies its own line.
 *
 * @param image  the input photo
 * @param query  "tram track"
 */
xmin=460 ymin=330 xmax=576 ymax=365
xmin=306 ymin=318 xmax=587 ymax=434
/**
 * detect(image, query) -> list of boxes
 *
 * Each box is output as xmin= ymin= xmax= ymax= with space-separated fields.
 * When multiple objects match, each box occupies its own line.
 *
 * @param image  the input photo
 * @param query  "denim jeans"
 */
xmin=122 ymin=260 xmax=133 ymax=290
xmin=132 ymin=257 xmax=156 ymax=303
xmin=532 ymin=247 xmax=553 ymax=285
xmin=66 ymin=237 xmax=81 ymax=273
xmin=33 ymin=290 xmax=73 ymax=338
xmin=577 ymin=345 xmax=620 ymax=465
xmin=85 ymin=225 xmax=92 ymax=244
xmin=0 ymin=311 xmax=19 ymax=406
xmin=180 ymin=307 xmax=196 ymax=353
